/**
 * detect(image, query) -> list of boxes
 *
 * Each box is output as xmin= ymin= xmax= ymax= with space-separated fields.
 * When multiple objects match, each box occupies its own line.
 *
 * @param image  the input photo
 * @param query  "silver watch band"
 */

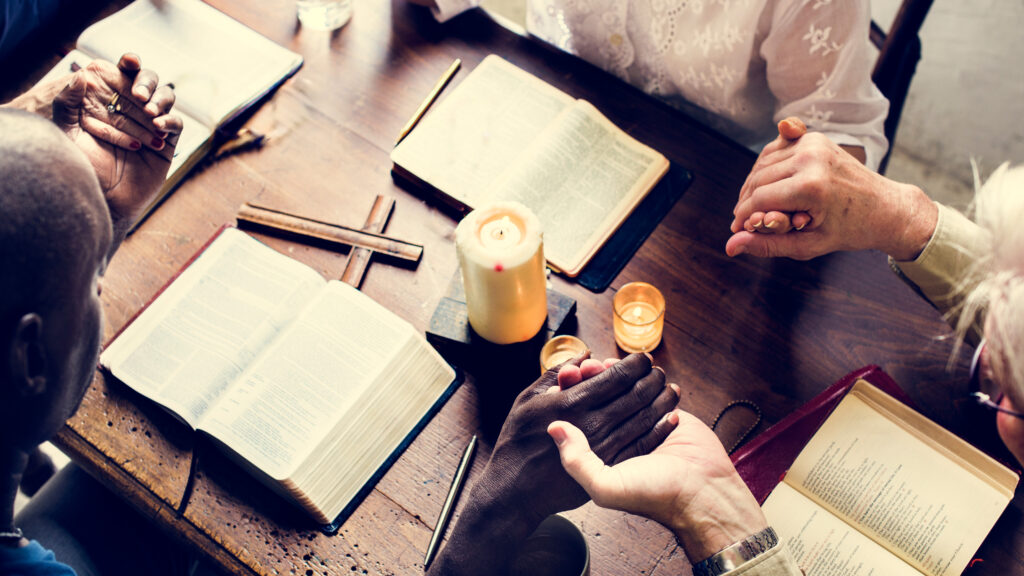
xmin=691 ymin=526 xmax=779 ymax=576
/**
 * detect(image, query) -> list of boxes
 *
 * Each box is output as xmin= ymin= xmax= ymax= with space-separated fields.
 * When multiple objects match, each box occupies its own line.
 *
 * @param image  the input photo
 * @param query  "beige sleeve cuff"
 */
xmin=724 ymin=541 xmax=803 ymax=576
xmin=891 ymin=202 xmax=989 ymax=341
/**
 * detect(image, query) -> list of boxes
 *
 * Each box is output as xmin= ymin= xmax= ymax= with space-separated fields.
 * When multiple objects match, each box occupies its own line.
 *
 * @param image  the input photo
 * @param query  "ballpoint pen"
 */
xmin=423 ymin=434 xmax=477 ymax=569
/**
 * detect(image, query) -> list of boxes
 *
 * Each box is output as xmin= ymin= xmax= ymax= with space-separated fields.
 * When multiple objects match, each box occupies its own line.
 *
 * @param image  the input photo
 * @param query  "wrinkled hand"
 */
xmin=734 ymin=118 xmax=812 ymax=236
xmin=479 ymin=353 xmax=679 ymax=528
xmin=549 ymin=409 xmax=768 ymax=561
xmin=725 ymin=117 xmax=936 ymax=261
xmin=52 ymin=54 xmax=182 ymax=244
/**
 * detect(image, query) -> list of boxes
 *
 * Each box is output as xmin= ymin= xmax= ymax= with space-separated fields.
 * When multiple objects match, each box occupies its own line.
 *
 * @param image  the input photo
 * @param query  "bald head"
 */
xmin=0 ymin=109 xmax=111 ymax=315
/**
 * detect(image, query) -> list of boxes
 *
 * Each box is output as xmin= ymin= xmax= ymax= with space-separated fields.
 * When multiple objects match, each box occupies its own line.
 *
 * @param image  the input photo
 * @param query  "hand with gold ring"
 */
xmin=51 ymin=54 xmax=182 ymax=250
xmin=62 ymin=53 xmax=179 ymax=156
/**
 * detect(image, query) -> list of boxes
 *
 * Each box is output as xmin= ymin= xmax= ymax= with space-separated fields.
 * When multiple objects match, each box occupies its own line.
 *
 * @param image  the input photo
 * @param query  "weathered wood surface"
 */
xmin=6 ymin=0 xmax=1022 ymax=574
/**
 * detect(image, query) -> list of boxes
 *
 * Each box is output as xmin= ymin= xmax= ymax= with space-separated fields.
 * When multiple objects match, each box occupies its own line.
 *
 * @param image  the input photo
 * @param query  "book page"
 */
xmin=100 ymin=228 xmax=324 ymax=426
xmin=784 ymin=384 xmax=1013 ymax=576
xmin=198 ymin=281 xmax=415 ymax=480
xmin=76 ymin=0 xmax=302 ymax=127
xmin=481 ymin=100 xmax=669 ymax=275
xmin=763 ymin=483 xmax=924 ymax=576
xmin=389 ymin=55 xmax=574 ymax=203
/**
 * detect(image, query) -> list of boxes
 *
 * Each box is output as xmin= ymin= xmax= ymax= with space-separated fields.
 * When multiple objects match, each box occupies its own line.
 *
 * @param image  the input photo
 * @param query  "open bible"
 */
xmin=100 ymin=228 xmax=458 ymax=526
xmin=37 ymin=0 xmax=302 ymax=229
xmin=390 ymin=55 xmax=669 ymax=277
xmin=761 ymin=379 xmax=1018 ymax=576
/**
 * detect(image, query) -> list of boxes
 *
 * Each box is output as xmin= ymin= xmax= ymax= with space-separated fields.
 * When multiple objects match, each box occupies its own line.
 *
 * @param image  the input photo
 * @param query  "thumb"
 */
xmin=726 ymin=230 xmax=816 ymax=260
xmin=52 ymin=72 xmax=87 ymax=133
xmin=777 ymin=117 xmax=807 ymax=141
xmin=547 ymin=421 xmax=609 ymax=497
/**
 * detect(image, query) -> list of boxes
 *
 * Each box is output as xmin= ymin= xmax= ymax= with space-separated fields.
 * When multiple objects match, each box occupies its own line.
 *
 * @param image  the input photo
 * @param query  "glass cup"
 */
xmin=540 ymin=335 xmax=589 ymax=373
xmin=613 ymin=282 xmax=665 ymax=353
xmin=296 ymin=0 xmax=352 ymax=31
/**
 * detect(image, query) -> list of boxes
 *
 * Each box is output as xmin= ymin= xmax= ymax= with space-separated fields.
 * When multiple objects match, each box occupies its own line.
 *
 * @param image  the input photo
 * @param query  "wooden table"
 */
xmin=5 ymin=1 xmax=1022 ymax=574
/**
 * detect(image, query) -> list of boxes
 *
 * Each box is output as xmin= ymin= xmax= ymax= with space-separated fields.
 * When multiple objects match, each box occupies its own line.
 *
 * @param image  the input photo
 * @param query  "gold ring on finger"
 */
xmin=106 ymin=92 xmax=121 ymax=113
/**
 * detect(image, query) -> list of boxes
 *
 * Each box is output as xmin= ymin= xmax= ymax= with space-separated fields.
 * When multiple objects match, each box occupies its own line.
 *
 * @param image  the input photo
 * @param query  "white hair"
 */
xmin=955 ymin=162 xmax=1024 ymax=407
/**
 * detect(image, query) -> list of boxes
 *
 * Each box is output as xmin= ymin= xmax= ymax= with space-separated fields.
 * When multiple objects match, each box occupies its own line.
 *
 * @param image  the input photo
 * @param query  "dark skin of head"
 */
xmin=0 ymin=109 xmax=113 ymax=538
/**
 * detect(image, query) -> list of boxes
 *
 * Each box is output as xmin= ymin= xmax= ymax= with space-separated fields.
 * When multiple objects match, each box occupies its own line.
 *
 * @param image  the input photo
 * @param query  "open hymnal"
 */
xmin=761 ymin=379 xmax=1018 ymax=576
xmin=100 ymin=228 xmax=457 ymax=526
xmin=37 ymin=0 xmax=302 ymax=228
xmin=390 ymin=55 xmax=669 ymax=277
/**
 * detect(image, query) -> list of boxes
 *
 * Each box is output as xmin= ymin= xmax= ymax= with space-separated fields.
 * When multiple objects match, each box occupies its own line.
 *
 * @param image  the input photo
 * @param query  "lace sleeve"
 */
xmin=761 ymin=0 xmax=889 ymax=171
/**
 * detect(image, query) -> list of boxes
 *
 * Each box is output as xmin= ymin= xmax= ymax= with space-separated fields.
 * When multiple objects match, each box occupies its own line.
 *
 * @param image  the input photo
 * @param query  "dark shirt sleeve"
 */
xmin=0 ymin=540 xmax=77 ymax=576
xmin=1 ymin=0 xmax=64 ymax=61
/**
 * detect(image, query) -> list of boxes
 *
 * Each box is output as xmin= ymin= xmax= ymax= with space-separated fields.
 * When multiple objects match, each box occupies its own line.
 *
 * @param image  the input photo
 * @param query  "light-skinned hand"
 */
xmin=548 ymin=409 xmax=768 ymax=562
xmin=51 ymin=55 xmax=182 ymax=249
xmin=726 ymin=118 xmax=937 ymax=261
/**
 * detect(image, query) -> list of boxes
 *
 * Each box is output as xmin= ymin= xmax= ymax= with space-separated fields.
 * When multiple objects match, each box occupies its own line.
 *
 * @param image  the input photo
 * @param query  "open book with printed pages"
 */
xmin=390 ymin=54 xmax=670 ymax=278
xmin=99 ymin=228 xmax=459 ymax=529
xmin=36 ymin=0 xmax=303 ymax=230
xmin=756 ymin=377 xmax=1018 ymax=576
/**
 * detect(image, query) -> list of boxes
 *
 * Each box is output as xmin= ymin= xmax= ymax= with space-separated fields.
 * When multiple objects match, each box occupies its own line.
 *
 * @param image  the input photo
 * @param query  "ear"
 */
xmin=9 ymin=313 xmax=47 ymax=397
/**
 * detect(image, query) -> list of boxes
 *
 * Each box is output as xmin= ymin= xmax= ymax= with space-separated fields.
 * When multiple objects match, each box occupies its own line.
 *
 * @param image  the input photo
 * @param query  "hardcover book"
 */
xmin=100 ymin=228 xmax=458 ymax=527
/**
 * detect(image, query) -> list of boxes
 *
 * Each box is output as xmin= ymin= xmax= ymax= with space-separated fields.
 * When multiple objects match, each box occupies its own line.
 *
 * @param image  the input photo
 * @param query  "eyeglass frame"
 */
xmin=969 ymin=338 xmax=1024 ymax=420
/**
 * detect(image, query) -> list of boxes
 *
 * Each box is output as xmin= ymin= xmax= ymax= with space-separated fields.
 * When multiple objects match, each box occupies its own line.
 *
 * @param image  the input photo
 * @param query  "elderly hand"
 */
xmin=51 ymin=54 xmax=182 ymax=247
xmin=726 ymin=117 xmax=937 ymax=261
xmin=550 ymin=409 xmax=768 ymax=562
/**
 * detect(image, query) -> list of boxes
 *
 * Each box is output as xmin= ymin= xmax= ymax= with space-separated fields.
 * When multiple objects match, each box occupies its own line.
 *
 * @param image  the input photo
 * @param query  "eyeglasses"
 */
xmin=969 ymin=338 xmax=1024 ymax=420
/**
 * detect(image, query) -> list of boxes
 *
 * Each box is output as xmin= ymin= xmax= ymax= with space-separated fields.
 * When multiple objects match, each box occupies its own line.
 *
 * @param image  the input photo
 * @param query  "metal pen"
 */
xmin=423 ymin=434 xmax=477 ymax=569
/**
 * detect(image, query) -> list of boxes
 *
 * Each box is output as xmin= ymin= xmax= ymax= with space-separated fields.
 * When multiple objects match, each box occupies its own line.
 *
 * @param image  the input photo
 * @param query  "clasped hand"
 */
xmin=50 ymin=54 xmax=183 ymax=243
xmin=725 ymin=117 xmax=937 ymax=262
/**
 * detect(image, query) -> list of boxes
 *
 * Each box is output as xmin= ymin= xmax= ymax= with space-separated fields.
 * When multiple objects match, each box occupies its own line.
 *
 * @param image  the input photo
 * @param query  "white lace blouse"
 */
xmin=430 ymin=0 xmax=890 ymax=170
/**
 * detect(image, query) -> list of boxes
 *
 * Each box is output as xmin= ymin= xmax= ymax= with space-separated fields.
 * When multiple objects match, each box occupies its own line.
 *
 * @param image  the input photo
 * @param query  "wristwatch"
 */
xmin=691 ymin=527 xmax=779 ymax=576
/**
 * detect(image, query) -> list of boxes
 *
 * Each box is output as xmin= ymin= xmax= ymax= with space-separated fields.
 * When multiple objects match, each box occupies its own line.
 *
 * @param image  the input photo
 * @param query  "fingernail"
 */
xmin=667 ymin=411 xmax=679 ymax=425
xmin=795 ymin=223 xmax=806 ymax=231
xmin=151 ymin=138 xmax=165 ymax=150
xmin=129 ymin=140 xmax=141 ymax=150
xmin=548 ymin=425 xmax=568 ymax=446
xmin=753 ymin=218 xmax=764 ymax=229
xmin=670 ymin=383 xmax=680 ymax=396
xmin=643 ymin=352 xmax=654 ymax=363
xmin=764 ymin=220 xmax=778 ymax=229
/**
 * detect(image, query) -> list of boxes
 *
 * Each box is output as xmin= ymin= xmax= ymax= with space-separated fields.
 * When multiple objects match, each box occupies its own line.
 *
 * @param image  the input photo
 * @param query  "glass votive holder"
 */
xmin=613 ymin=282 xmax=665 ymax=353
xmin=540 ymin=335 xmax=589 ymax=373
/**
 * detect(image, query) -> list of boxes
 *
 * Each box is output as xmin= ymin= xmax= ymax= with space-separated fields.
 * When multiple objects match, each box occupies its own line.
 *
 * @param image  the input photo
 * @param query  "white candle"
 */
xmin=455 ymin=201 xmax=547 ymax=344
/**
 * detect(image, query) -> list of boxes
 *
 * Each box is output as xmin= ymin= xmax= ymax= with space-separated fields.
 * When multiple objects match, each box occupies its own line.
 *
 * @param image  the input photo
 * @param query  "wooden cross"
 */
xmin=236 ymin=195 xmax=420 ymax=290
xmin=341 ymin=195 xmax=396 ymax=288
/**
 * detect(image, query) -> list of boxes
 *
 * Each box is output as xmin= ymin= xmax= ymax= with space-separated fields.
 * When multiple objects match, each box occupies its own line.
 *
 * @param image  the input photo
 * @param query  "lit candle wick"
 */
xmin=632 ymin=306 xmax=643 ymax=319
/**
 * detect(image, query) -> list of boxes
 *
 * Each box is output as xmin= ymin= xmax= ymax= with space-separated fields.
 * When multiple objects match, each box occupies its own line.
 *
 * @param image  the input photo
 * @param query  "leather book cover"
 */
xmin=731 ymin=365 xmax=912 ymax=504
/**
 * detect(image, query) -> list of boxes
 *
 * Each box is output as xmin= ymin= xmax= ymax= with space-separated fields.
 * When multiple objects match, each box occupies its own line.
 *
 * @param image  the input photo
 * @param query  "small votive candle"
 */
xmin=540 ymin=335 xmax=589 ymax=373
xmin=613 ymin=282 xmax=665 ymax=353
xmin=455 ymin=201 xmax=547 ymax=344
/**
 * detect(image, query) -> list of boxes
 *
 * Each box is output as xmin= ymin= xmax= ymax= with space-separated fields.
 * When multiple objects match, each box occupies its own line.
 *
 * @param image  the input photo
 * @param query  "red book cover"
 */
xmin=731 ymin=365 xmax=913 ymax=504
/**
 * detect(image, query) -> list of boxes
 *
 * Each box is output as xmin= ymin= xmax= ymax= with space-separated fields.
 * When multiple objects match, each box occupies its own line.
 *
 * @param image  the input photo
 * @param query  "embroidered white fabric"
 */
xmin=429 ymin=0 xmax=889 ymax=171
